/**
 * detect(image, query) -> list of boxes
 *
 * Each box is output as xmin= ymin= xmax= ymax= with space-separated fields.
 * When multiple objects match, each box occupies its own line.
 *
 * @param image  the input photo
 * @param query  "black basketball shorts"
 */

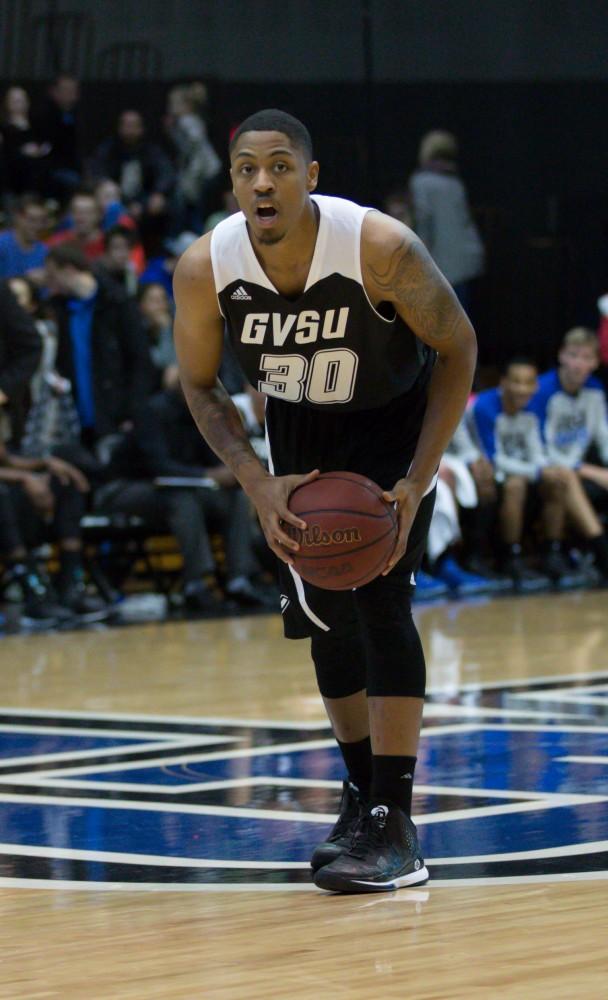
xmin=265 ymin=379 xmax=436 ymax=639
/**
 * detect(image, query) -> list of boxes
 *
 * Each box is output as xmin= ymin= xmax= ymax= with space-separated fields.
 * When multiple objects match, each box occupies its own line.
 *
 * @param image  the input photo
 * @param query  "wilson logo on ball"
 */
xmin=295 ymin=525 xmax=362 ymax=548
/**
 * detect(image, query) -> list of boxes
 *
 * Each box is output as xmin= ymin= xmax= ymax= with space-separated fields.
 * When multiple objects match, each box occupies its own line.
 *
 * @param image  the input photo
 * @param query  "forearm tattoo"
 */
xmin=368 ymin=237 xmax=464 ymax=344
xmin=184 ymin=380 xmax=261 ymax=478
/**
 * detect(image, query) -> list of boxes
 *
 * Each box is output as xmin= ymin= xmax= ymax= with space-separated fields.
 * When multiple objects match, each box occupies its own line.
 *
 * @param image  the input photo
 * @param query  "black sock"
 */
xmin=371 ymin=754 xmax=417 ymax=815
xmin=590 ymin=534 xmax=608 ymax=576
xmin=336 ymin=735 xmax=372 ymax=799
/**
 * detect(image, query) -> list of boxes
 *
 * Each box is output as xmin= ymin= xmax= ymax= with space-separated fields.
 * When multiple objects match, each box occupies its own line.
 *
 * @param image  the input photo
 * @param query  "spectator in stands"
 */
xmin=0 ymin=439 xmax=108 ymax=624
xmin=470 ymin=358 xmax=594 ymax=590
xmin=409 ymin=130 xmax=484 ymax=309
xmin=33 ymin=74 xmax=82 ymax=198
xmin=597 ymin=294 xmax=608 ymax=391
xmin=99 ymin=226 xmax=139 ymax=297
xmin=0 ymin=86 xmax=51 ymax=196
xmin=44 ymin=245 xmax=155 ymax=455
xmin=7 ymin=276 xmax=55 ymax=395
xmin=137 ymin=283 xmax=179 ymax=391
xmin=445 ymin=413 xmax=512 ymax=586
xmin=90 ymin=111 xmax=174 ymax=230
xmin=423 ymin=467 xmax=491 ymax=599
xmin=0 ymin=279 xmax=42 ymax=445
xmin=7 ymin=276 xmax=81 ymax=462
xmin=139 ymin=231 xmax=198 ymax=301
xmin=94 ymin=181 xmax=145 ymax=275
xmin=0 ymin=194 xmax=48 ymax=283
xmin=165 ymin=82 xmax=222 ymax=233
xmin=94 ymin=178 xmax=132 ymax=229
xmin=428 ymin=416 xmax=513 ymax=595
xmin=46 ymin=190 xmax=106 ymax=261
xmin=96 ymin=385 xmax=268 ymax=615
xmin=530 ymin=327 xmax=608 ymax=515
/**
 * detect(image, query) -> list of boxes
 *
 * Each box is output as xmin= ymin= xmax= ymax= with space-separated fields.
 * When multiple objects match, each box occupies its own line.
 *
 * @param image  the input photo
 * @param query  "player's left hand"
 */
xmin=380 ymin=478 xmax=424 ymax=575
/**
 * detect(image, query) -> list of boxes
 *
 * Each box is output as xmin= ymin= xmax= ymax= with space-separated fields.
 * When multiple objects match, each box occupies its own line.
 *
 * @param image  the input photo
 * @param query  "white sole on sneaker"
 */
xmin=315 ymin=864 xmax=429 ymax=894
xmin=350 ymin=865 xmax=430 ymax=890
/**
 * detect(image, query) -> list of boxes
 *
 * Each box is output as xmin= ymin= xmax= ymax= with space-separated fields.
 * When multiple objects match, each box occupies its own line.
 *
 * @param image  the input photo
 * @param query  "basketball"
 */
xmin=285 ymin=471 xmax=398 ymax=590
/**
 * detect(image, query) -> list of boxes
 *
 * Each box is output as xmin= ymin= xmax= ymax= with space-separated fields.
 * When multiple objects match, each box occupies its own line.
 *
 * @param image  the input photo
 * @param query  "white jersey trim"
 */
xmin=210 ymin=195 xmax=371 ymax=300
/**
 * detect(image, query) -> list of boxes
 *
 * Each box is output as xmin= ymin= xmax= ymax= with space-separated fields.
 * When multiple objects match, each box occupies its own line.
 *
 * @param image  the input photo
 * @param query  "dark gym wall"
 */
xmin=2 ymin=0 xmax=607 ymax=368
xmin=2 ymin=0 xmax=606 ymax=82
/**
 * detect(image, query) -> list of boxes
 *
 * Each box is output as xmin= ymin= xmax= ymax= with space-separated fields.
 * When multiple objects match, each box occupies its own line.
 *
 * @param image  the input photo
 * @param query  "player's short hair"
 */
xmin=561 ymin=326 xmax=599 ymax=352
xmin=501 ymin=355 xmax=538 ymax=376
xmin=229 ymin=109 xmax=313 ymax=161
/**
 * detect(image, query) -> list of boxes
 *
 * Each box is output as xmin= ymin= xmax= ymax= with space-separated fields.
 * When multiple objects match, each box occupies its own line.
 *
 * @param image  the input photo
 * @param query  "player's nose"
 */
xmin=253 ymin=169 xmax=275 ymax=192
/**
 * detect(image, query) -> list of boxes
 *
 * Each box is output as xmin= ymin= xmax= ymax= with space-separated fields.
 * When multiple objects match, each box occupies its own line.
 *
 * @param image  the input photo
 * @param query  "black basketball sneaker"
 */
xmin=313 ymin=802 xmax=428 ymax=893
xmin=310 ymin=781 xmax=366 ymax=873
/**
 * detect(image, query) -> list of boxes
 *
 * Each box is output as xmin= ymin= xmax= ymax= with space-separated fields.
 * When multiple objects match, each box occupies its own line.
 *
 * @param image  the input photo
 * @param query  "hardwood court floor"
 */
xmin=0 ymin=590 xmax=606 ymax=999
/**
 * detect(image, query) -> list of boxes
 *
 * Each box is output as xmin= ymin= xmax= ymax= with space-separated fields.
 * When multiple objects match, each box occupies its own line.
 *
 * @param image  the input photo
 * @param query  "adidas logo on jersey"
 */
xmin=280 ymin=595 xmax=290 ymax=613
xmin=231 ymin=286 xmax=252 ymax=301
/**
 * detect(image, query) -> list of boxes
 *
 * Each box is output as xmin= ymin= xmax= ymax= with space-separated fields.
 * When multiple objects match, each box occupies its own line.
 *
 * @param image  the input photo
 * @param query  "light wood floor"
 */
xmin=0 ymin=590 xmax=606 ymax=999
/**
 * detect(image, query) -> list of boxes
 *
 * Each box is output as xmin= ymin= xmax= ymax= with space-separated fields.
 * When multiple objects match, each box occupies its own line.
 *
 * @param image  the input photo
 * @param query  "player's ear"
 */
xmin=307 ymin=161 xmax=319 ymax=192
xmin=229 ymin=166 xmax=235 ymax=195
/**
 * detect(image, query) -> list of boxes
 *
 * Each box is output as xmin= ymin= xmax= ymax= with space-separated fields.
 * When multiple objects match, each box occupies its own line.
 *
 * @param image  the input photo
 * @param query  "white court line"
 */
xmin=0 ymin=723 xmax=201 ymax=739
xmin=0 ymin=871 xmax=606 ymax=892
xmin=428 ymin=872 xmax=608 ymax=887
xmin=430 ymin=839 xmax=608 ymax=864
xmin=415 ymin=784 xmax=548 ymax=800
xmin=13 ymin=776 xmax=585 ymax=800
xmin=226 ymin=779 xmax=551 ymax=800
xmin=555 ymin=756 xmax=608 ymax=765
xmin=511 ymin=692 xmax=608 ymax=707
xmin=0 ymin=789 xmax=602 ymax=827
xmin=415 ymin=795 xmax=608 ymax=826
xmin=0 ymin=877 xmax=319 ymax=892
xmin=423 ymin=704 xmax=585 ymax=720
xmin=0 ymin=790 xmax=336 ymax=823
xmin=0 ymin=838 xmax=605 ymax=872
xmin=0 ymin=707 xmax=331 ymax=729
xmin=0 ymin=725 xmax=489 ymax=784
xmin=427 ymin=669 xmax=608 ymax=695
xmin=0 ymin=843 xmax=309 ymax=869
xmin=432 ymin=722 xmax=608 ymax=736
xmin=0 ymin=737 xmax=338 ymax=781
xmin=0 ymin=739 xmax=203 ymax=770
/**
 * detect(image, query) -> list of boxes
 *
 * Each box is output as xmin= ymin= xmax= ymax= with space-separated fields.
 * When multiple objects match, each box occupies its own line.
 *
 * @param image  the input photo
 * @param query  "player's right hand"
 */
xmin=248 ymin=469 xmax=320 ymax=565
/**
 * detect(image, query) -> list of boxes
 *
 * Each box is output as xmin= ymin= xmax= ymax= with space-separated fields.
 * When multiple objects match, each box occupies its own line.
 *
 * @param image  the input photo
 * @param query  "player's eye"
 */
xmin=239 ymin=164 xmax=254 ymax=176
xmin=274 ymin=162 xmax=288 ymax=172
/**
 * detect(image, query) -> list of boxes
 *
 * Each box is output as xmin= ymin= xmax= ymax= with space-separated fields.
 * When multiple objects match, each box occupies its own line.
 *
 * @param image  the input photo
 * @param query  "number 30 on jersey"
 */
xmin=258 ymin=349 xmax=359 ymax=405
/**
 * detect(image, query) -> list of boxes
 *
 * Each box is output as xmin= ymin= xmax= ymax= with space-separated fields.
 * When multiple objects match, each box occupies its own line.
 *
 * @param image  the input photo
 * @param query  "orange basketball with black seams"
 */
xmin=286 ymin=471 xmax=398 ymax=590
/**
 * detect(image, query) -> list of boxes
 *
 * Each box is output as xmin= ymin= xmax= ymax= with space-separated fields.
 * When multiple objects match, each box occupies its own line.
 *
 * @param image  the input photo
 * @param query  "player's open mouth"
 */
xmin=254 ymin=205 xmax=278 ymax=226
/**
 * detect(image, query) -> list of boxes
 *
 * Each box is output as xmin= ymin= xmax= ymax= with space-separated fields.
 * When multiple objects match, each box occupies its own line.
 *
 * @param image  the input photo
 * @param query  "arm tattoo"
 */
xmin=368 ymin=237 xmax=463 ymax=344
xmin=184 ymin=380 xmax=262 ymax=479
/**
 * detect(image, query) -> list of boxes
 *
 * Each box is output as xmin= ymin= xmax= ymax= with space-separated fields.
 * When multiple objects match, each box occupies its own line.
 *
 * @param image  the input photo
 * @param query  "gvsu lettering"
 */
xmin=241 ymin=309 xmax=349 ymax=345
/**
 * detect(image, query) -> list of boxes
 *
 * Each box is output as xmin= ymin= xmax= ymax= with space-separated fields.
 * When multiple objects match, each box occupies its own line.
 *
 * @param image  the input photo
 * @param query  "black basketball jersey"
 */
xmin=210 ymin=194 xmax=432 ymax=412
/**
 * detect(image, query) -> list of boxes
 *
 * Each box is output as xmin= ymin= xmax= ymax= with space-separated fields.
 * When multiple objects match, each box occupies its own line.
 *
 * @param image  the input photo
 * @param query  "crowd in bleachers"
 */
xmin=1 ymin=76 xmax=608 ymax=632
xmin=0 ymin=75 xmax=271 ymax=631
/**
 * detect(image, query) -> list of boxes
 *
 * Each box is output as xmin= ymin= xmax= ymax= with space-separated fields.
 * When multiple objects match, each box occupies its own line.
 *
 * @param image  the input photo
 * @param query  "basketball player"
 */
xmin=174 ymin=110 xmax=477 ymax=893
